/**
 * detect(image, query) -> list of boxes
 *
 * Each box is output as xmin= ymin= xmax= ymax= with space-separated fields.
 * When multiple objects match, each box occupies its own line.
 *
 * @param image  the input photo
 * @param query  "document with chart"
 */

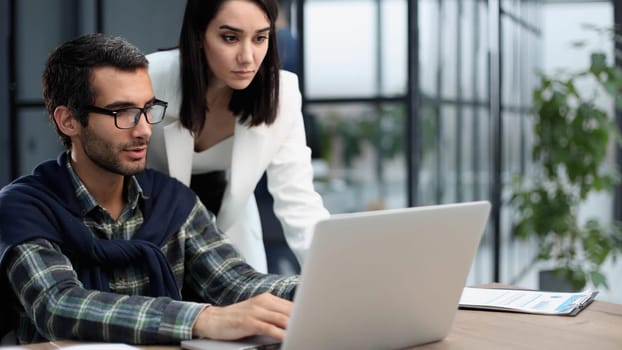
xmin=458 ymin=287 xmax=598 ymax=316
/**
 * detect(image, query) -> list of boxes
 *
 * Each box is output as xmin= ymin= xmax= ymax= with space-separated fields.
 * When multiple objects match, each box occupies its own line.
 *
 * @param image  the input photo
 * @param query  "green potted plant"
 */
xmin=512 ymin=29 xmax=622 ymax=291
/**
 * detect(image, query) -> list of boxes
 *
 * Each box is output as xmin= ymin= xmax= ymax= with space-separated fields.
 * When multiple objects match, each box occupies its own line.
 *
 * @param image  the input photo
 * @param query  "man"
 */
xmin=0 ymin=33 xmax=297 ymax=345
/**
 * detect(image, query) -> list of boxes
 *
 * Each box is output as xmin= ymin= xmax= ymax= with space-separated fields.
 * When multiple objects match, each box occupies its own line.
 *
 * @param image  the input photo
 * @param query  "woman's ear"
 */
xmin=53 ymin=106 xmax=80 ymax=137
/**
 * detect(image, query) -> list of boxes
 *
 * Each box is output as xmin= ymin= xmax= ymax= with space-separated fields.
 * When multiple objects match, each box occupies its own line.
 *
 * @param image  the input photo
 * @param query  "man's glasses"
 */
xmin=83 ymin=99 xmax=168 ymax=129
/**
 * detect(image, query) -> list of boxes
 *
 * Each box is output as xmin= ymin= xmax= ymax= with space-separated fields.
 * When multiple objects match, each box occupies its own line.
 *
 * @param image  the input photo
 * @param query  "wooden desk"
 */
xmin=7 ymin=299 xmax=622 ymax=350
xmin=430 ymin=299 xmax=622 ymax=349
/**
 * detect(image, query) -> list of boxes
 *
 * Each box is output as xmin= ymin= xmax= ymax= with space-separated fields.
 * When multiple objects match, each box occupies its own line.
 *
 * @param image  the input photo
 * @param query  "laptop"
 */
xmin=182 ymin=201 xmax=491 ymax=350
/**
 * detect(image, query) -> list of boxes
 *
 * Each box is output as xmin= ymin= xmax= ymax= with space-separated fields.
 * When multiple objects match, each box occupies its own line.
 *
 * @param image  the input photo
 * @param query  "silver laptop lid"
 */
xmin=282 ymin=201 xmax=490 ymax=350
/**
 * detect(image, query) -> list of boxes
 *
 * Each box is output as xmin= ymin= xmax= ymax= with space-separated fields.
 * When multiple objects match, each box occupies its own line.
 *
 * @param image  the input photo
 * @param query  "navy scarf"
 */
xmin=0 ymin=153 xmax=196 ymax=334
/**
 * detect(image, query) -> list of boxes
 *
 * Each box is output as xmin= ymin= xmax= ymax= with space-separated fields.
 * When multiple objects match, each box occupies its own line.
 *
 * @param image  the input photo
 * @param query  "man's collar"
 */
xmin=63 ymin=151 xmax=146 ymax=217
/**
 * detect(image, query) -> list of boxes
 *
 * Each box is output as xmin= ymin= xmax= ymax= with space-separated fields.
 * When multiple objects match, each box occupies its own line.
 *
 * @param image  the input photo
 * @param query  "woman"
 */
xmin=146 ymin=0 xmax=329 ymax=273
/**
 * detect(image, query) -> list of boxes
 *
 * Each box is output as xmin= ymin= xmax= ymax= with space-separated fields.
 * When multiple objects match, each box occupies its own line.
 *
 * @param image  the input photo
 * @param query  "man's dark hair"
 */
xmin=178 ymin=0 xmax=280 ymax=133
xmin=42 ymin=33 xmax=148 ymax=149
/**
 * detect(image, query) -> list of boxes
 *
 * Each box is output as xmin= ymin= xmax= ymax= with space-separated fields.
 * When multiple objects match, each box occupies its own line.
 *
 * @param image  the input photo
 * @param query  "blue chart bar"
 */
xmin=555 ymin=295 xmax=581 ymax=312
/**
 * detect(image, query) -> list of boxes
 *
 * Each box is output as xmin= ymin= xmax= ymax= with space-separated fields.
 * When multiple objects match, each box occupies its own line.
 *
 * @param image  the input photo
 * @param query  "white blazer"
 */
xmin=146 ymin=50 xmax=329 ymax=273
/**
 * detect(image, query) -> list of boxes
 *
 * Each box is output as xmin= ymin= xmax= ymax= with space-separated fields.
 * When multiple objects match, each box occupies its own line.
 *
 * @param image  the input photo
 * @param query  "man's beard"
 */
xmin=80 ymin=126 xmax=148 ymax=176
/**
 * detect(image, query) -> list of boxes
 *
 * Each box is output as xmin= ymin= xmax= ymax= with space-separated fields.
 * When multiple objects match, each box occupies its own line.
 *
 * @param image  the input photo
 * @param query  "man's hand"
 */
xmin=192 ymin=292 xmax=293 ymax=341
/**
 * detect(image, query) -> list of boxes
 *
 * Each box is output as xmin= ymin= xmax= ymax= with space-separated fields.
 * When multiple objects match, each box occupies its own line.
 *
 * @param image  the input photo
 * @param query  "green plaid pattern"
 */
xmin=6 ymin=158 xmax=298 ymax=344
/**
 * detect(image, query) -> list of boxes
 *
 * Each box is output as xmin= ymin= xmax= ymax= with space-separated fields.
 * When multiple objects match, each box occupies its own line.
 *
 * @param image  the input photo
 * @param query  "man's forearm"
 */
xmin=7 ymin=241 xmax=203 ymax=344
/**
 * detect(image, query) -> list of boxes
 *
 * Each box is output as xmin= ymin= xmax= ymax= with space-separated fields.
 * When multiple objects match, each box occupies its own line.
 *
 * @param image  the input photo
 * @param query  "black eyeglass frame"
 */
xmin=83 ymin=99 xmax=168 ymax=129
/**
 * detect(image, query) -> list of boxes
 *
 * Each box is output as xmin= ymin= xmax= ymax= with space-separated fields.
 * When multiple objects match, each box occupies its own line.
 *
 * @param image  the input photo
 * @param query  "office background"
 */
xmin=1 ymin=0 xmax=621 ymax=302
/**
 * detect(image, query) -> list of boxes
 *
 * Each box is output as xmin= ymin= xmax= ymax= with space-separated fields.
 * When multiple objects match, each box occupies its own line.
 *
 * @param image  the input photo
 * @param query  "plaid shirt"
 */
xmin=6 ymin=158 xmax=298 ymax=344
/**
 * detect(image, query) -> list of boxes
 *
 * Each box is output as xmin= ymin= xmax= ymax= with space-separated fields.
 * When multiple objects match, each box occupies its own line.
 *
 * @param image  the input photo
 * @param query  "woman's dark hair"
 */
xmin=178 ymin=0 xmax=280 ymax=133
xmin=42 ymin=33 xmax=148 ymax=149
